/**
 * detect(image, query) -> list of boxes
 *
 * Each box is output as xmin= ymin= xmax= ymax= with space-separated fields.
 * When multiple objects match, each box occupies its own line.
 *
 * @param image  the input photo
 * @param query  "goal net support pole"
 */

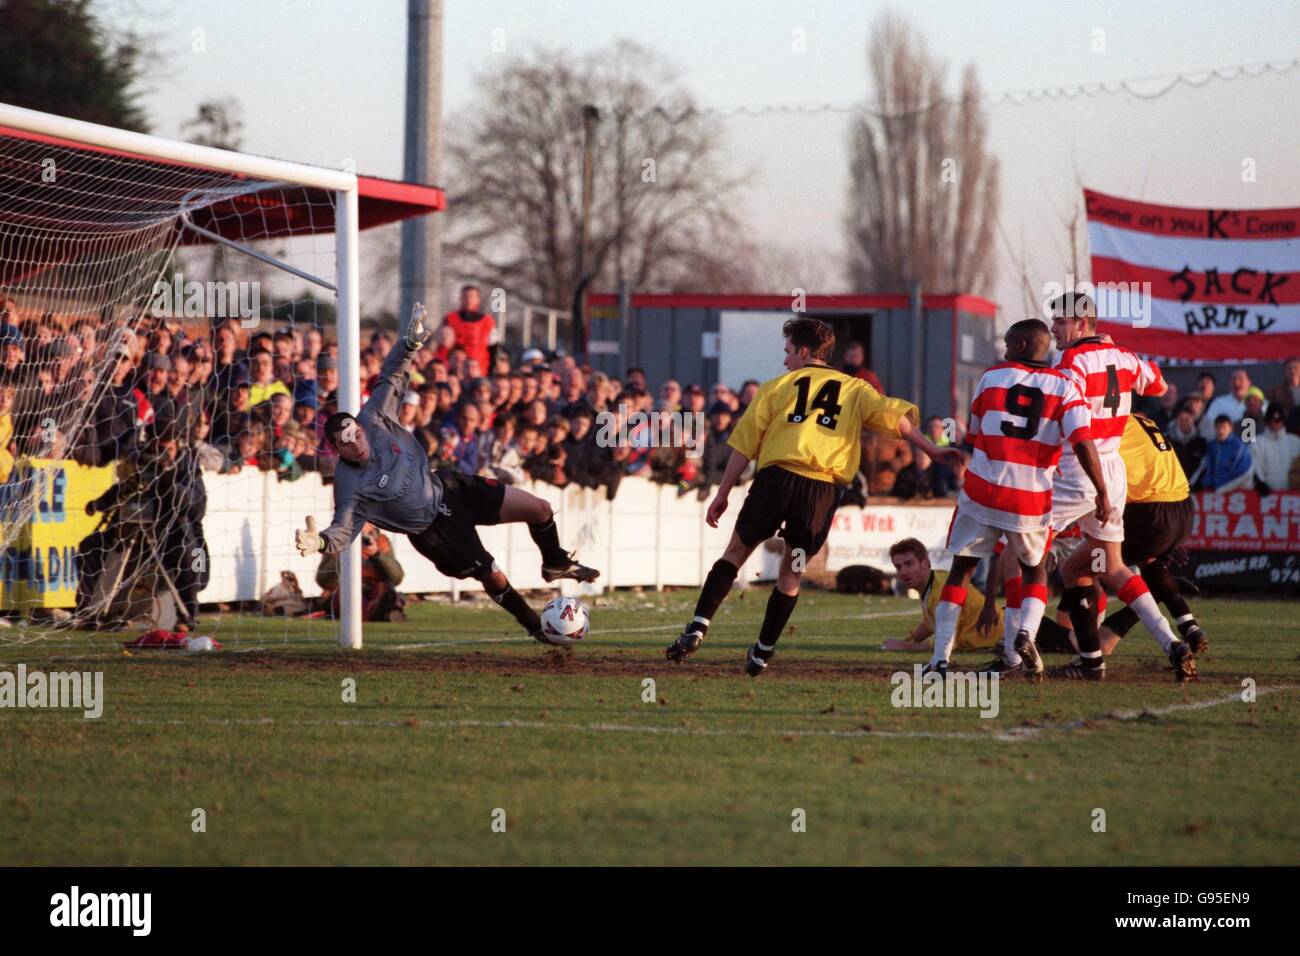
xmin=0 ymin=103 xmax=365 ymax=649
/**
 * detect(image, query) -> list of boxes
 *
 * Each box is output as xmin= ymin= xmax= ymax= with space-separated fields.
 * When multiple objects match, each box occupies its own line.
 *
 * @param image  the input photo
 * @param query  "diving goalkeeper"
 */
xmin=294 ymin=304 xmax=598 ymax=643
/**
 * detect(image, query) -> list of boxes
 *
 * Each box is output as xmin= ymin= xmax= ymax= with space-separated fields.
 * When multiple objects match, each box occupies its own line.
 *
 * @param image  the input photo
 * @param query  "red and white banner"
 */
xmin=1185 ymin=490 xmax=1300 ymax=552
xmin=1084 ymin=189 xmax=1300 ymax=361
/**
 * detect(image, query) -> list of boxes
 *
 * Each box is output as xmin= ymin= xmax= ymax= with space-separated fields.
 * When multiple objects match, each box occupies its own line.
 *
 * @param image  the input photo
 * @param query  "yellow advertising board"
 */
xmin=0 ymin=458 xmax=117 ymax=611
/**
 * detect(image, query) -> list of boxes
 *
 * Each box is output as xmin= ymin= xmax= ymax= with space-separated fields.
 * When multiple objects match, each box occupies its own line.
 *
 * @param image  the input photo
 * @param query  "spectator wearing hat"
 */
xmin=682 ymin=383 xmax=707 ymax=416
xmin=698 ymin=400 xmax=737 ymax=497
xmin=1251 ymin=404 xmax=1300 ymax=490
xmin=398 ymin=390 xmax=422 ymax=433
xmin=1191 ymin=415 xmax=1256 ymax=492
xmin=139 ymin=351 xmax=179 ymax=431
xmin=518 ymin=347 xmax=545 ymax=369
xmin=1200 ymin=368 xmax=1255 ymax=439
xmin=1238 ymin=387 xmax=1268 ymax=439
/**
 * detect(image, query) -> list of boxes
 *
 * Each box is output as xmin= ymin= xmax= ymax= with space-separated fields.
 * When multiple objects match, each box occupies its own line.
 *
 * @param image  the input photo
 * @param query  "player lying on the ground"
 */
xmin=664 ymin=317 xmax=962 ymax=675
xmin=884 ymin=537 xmax=1077 ymax=656
xmin=1046 ymin=293 xmax=1197 ymax=682
xmin=294 ymin=303 xmax=598 ymax=645
xmin=926 ymin=318 xmax=1109 ymax=679
xmin=1096 ymin=412 xmax=1208 ymax=653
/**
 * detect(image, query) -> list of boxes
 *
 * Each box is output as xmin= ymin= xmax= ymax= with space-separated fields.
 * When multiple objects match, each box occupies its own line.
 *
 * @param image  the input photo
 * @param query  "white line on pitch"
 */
xmin=109 ymin=685 xmax=1294 ymax=742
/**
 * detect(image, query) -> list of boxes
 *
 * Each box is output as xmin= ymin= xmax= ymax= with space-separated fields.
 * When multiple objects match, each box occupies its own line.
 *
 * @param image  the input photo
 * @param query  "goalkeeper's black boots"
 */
xmin=1170 ymin=641 xmax=1198 ymax=683
xmin=665 ymin=629 xmax=704 ymax=662
xmin=1183 ymin=624 xmax=1209 ymax=656
xmin=541 ymin=552 xmax=600 ymax=584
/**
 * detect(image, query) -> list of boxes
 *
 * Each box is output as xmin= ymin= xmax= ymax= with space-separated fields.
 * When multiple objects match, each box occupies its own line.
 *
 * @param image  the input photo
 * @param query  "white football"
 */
xmin=540 ymin=596 xmax=590 ymax=647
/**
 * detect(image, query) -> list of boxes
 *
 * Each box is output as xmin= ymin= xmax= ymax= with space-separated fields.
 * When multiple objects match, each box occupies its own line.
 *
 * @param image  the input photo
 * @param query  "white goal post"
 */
xmin=0 ymin=102 xmax=365 ymax=648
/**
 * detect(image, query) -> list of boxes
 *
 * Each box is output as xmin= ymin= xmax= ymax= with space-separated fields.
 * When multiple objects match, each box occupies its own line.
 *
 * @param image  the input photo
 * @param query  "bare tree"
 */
xmin=844 ymin=11 xmax=1000 ymax=296
xmin=442 ymin=40 xmax=753 ymax=307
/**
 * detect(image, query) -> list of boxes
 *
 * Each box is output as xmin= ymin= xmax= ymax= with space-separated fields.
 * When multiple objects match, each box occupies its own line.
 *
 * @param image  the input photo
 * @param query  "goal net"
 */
xmin=0 ymin=105 xmax=371 ymax=649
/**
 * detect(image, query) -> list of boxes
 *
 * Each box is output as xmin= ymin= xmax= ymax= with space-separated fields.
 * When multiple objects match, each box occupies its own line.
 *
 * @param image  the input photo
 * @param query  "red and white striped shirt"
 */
xmin=1054 ymin=336 xmax=1164 ymax=459
xmin=960 ymin=360 xmax=1093 ymax=530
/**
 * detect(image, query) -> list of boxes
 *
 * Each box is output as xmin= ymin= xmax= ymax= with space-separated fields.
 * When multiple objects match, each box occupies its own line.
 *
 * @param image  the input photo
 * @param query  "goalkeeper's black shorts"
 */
xmin=409 ymin=471 xmax=507 ymax=579
xmin=1121 ymin=497 xmax=1193 ymax=566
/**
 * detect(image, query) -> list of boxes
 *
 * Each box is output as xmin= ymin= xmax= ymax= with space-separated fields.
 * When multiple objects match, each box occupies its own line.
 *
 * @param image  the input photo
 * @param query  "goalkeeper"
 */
xmin=295 ymin=304 xmax=598 ymax=643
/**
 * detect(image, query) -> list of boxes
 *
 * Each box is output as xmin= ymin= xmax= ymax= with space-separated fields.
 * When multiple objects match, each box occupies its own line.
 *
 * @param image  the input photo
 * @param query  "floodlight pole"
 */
xmin=572 ymin=104 xmax=600 ymax=358
xmin=335 ymin=187 xmax=364 ymax=649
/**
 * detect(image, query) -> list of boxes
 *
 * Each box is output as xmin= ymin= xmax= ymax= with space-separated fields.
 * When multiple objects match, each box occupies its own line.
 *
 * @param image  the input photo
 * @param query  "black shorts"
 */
xmin=408 ymin=471 xmax=507 ymax=580
xmin=1122 ymin=497 xmax=1193 ymax=565
xmin=733 ymin=466 xmax=842 ymax=557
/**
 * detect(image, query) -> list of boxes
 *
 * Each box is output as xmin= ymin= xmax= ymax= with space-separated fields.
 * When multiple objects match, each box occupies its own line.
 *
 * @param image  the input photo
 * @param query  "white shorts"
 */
xmin=946 ymin=509 xmax=1050 ymax=566
xmin=1050 ymin=455 xmax=1127 ymax=542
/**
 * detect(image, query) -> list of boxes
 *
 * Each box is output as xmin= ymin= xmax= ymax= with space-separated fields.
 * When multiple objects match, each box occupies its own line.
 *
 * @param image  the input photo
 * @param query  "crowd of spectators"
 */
xmin=5 ymin=287 xmax=1298 ymax=505
xmin=1135 ymin=360 xmax=1300 ymax=492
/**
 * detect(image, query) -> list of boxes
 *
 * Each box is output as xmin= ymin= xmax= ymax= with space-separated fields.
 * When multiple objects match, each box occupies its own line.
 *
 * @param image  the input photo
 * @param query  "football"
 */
xmin=539 ymin=596 xmax=590 ymax=646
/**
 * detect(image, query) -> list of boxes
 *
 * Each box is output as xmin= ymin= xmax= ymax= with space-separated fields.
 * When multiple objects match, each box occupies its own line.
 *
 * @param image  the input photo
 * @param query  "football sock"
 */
xmin=930 ymin=584 xmax=967 ymax=666
xmin=1102 ymin=606 xmax=1139 ymax=639
xmin=529 ymin=519 xmax=569 ymax=567
xmin=1118 ymin=575 xmax=1179 ymax=654
xmin=688 ymin=559 xmax=739 ymax=637
xmin=1063 ymin=585 xmax=1104 ymax=670
xmin=1002 ymin=575 xmax=1023 ymax=665
xmin=1140 ymin=561 xmax=1195 ymax=628
xmin=1097 ymin=590 xmax=1108 ymax=626
xmin=488 ymin=584 xmax=542 ymax=634
xmin=1017 ymin=583 xmax=1049 ymax=645
xmin=1034 ymin=617 xmax=1076 ymax=654
xmin=755 ymin=588 xmax=799 ymax=659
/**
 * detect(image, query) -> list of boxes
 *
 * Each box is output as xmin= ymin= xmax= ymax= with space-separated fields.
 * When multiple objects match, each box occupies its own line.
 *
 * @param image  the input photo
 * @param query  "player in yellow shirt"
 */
xmin=664 ymin=317 xmax=963 ymax=675
xmin=886 ymin=538 xmax=1000 ymax=652
xmin=1098 ymin=412 xmax=1208 ymax=653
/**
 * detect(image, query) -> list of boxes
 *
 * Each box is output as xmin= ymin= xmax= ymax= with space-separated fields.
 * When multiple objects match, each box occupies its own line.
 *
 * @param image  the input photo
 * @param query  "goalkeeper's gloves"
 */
xmin=296 ymin=516 xmax=325 ymax=556
xmin=404 ymin=301 xmax=429 ymax=351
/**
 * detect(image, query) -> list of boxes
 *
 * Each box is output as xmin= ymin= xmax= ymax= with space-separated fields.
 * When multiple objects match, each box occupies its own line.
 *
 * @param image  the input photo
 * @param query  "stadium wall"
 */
xmin=191 ymin=471 xmax=957 ymax=604
xmin=586 ymin=293 xmax=999 ymax=422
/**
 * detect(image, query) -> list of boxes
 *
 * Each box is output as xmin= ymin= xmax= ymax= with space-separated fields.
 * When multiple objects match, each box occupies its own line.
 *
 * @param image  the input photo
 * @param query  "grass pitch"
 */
xmin=1 ymin=589 xmax=1297 ymax=866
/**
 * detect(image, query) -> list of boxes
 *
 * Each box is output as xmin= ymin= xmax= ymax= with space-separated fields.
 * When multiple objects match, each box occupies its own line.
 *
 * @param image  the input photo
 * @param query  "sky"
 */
xmin=105 ymin=0 xmax=1300 ymax=318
